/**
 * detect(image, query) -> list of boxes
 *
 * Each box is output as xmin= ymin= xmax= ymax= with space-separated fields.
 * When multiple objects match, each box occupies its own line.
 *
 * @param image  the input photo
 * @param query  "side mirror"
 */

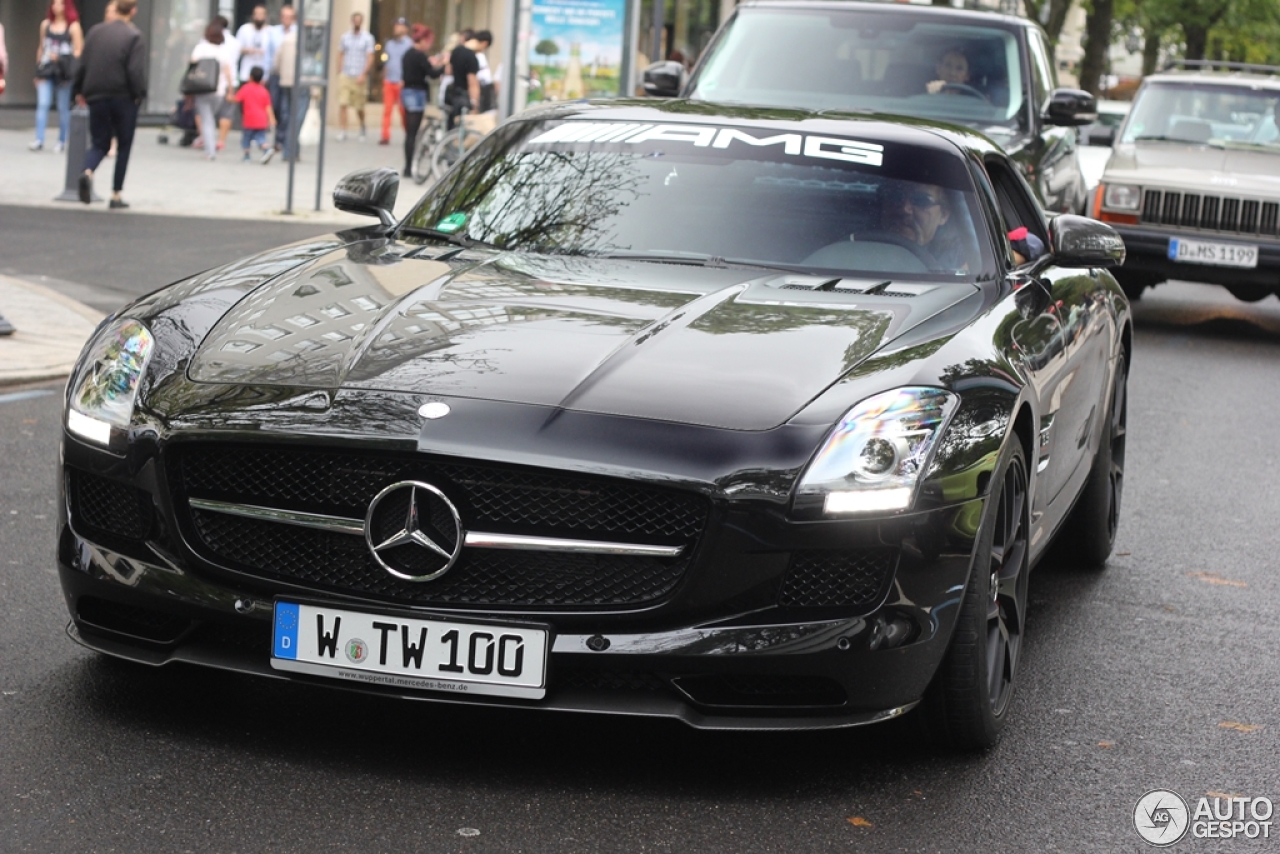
xmin=1044 ymin=88 xmax=1097 ymax=127
xmin=1048 ymin=214 xmax=1125 ymax=267
xmin=333 ymin=167 xmax=399 ymax=228
xmin=642 ymin=61 xmax=686 ymax=98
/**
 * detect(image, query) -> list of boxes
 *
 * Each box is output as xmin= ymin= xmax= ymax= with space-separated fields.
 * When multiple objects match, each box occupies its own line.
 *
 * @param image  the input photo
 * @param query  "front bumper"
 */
xmin=1112 ymin=225 xmax=1280 ymax=289
xmin=58 ymin=489 xmax=981 ymax=731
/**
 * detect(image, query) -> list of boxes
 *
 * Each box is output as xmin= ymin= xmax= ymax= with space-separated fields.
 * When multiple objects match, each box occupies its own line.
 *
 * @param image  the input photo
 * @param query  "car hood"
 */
xmin=186 ymin=244 xmax=977 ymax=431
xmin=1104 ymin=143 xmax=1280 ymax=194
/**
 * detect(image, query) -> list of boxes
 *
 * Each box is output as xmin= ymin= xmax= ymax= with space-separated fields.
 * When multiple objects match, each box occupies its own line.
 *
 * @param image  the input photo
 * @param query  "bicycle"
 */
xmin=429 ymin=105 xmax=494 ymax=181
xmin=409 ymin=105 xmax=445 ymax=185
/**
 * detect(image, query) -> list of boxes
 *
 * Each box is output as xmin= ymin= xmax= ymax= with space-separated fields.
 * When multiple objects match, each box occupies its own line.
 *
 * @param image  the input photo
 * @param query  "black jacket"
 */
xmin=74 ymin=20 xmax=147 ymax=102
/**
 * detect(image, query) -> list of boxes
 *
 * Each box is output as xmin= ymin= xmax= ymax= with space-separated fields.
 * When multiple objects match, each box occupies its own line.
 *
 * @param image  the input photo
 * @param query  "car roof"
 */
xmin=1142 ymin=69 xmax=1280 ymax=91
xmin=519 ymin=99 xmax=1006 ymax=159
xmin=736 ymin=0 xmax=1033 ymax=30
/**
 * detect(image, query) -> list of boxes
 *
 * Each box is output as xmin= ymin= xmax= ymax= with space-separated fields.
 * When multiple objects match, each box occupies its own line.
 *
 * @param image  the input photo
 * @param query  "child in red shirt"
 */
xmin=233 ymin=67 xmax=277 ymax=163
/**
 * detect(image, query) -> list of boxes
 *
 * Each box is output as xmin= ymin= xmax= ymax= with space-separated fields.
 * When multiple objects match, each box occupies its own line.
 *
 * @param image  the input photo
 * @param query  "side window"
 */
xmin=1026 ymin=31 xmax=1053 ymax=109
xmin=984 ymin=157 xmax=1050 ymax=266
xmin=968 ymin=158 xmax=1013 ymax=269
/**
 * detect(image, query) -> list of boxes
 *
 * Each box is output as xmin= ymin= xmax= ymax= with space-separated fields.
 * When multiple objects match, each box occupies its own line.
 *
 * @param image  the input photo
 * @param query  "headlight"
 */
xmin=1102 ymin=183 xmax=1141 ymax=211
xmin=797 ymin=387 xmax=958 ymax=515
xmin=67 ymin=319 xmax=155 ymax=446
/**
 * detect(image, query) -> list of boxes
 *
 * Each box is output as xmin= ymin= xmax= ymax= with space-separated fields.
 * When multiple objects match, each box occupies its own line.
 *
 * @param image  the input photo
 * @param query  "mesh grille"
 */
xmin=70 ymin=470 xmax=154 ymax=541
xmin=1141 ymin=189 xmax=1280 ymax=236
xmin=778 ymin=549 xmax=897 ymax=608
xmin=190 ymin=509 xmax=692 ymax=609
xmin=176 ymin=444 xmax=707 ymax=542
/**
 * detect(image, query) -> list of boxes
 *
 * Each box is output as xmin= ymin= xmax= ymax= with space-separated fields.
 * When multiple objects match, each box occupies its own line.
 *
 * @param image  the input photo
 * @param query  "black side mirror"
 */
xmin=642 ymin=61 xmax=686 ymax=98
xmin=1048 ymin=214 xmax=1125 ymax=267
xmin=1044 ymin=88 xmax=1097 ymax=127
xmin=333 ymin=168 xmax=399 ymax=228
xmin=1087 ymin=126 xmax=1117 ymax=146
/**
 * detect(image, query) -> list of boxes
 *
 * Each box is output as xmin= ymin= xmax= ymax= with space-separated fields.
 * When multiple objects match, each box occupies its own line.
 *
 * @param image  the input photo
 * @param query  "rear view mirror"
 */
xmin=333 ymin=168 xmax=399 ymax=228
xmin=643 ymin=61 xmax=686 ymax=98
xmin=1044 ymin=88 xmax=1097 ymax=127
xmin=1049 ymin=214 xmax=1125 ymax=268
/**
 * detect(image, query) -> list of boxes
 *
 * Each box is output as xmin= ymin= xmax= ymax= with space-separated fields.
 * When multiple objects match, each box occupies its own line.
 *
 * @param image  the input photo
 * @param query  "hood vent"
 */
xmin=772 ymin=275 xmax=935 ymax=297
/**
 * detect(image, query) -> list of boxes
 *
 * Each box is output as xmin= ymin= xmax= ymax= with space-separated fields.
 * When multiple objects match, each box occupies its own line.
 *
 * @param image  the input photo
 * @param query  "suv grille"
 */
xmin=1141 ymin=189 xmax=1280 ymax=237
xmin=172 ymin=445 xmax=709 ymax=610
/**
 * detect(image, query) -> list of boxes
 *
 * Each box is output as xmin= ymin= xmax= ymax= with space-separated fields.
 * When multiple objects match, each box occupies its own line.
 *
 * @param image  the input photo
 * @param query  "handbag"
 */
xmin=180 ymin=58 xmax=221 ymax=95
xmin=36 ymin=58 xmax=60 ymax=80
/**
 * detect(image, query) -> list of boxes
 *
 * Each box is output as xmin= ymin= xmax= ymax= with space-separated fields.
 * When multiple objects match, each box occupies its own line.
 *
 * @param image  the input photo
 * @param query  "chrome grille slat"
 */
xmin=1135 ymin=188 xmax=1276 ymax=237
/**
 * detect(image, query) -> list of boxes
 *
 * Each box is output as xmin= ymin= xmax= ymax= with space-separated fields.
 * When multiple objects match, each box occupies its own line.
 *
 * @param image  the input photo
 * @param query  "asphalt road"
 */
xmin=2 ymin=208 xmax=1278 ymax=852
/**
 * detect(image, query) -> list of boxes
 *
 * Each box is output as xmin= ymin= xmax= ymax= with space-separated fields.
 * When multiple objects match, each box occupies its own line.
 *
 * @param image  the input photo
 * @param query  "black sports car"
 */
xmin=58 ymin=102 xmax=1130 ymax=749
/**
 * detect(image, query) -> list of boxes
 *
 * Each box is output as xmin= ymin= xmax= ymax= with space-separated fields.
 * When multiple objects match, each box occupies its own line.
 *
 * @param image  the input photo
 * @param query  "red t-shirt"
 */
xmin=234 ymin=81 xmax=272 ymax=130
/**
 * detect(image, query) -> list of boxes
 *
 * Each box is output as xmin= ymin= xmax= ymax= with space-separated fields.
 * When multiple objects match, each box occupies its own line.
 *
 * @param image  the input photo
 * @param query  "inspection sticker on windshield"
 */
xmin=1168 ymin=238 xmax=1258 ymax=268
xmin=436 ymin=212 xmax=468 ymax=234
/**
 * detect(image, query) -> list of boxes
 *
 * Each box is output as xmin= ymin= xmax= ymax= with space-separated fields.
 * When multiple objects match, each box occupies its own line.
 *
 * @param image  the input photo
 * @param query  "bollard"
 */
xmin=55 ymin=106 xmax=103 ymax=203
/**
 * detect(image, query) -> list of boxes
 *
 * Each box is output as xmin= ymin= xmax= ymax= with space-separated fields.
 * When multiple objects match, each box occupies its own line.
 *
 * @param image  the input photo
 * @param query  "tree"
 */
xmin=1022 ymin=0 xmax=1075 ymax=45
xmin=1079 ymin=0 xmax=1115 ymax=94
xmin=534 ymin=39 xmax=559 ymax=69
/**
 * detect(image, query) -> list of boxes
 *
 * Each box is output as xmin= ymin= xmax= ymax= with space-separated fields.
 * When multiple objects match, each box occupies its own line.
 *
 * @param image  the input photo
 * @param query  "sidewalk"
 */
xmin=0 ymin=112 xmax=428 ymax=225
xmin=0 ymin=275 xmax=104 ymax=385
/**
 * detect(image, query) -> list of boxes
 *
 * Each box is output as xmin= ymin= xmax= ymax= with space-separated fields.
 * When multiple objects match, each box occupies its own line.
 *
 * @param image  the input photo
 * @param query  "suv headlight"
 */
xmin=797 ymin=387 xmax=958 ymax=515
xmin=1102 ymin=183 xmax=1141 ymax=211
xmin=67 ymin=319 xmax=155 ymax=446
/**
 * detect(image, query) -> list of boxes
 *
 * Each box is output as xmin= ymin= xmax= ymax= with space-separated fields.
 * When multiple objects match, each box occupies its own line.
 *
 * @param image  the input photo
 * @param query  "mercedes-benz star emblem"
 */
xmin=364 ymin=481 xmax=464 ymax=582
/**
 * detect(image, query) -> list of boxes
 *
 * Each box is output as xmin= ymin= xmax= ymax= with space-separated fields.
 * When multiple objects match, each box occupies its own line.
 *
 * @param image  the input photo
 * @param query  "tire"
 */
xmin=920 ymin=440 xmax=1031 ymax=751
xmin=1060 ymin=352 xmax=1128 ymax=568
xmin=411 ymin=120 xmax=438 ymax=185
xmin=435 ymin=126 xmax=483 ymax=179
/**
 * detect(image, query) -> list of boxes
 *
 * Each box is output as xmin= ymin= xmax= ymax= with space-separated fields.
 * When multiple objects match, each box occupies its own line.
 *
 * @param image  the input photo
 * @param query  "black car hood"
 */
xmin=187 ymin=244 xmax=977 ymax=430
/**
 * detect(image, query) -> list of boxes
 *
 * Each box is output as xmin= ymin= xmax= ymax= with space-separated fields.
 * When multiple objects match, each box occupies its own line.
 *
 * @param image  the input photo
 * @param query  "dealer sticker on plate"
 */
xmin=271 ymin=601 xmax=549 ymax=699
xmin=1168 ymin=238 xmax=1258 ymax=268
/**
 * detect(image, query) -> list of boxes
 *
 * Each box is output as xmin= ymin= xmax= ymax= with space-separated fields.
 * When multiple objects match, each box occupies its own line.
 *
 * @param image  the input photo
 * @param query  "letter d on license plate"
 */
xmin=271 ymin=601 xmax=548 ymax=699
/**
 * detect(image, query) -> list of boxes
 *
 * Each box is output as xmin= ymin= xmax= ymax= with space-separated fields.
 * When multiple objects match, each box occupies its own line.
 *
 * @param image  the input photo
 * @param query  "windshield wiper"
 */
xmin=398 ymin=226 xmax=500 ymax=250
xmin=1132 ymin=134 xmax=1223 ymax=147
xmin=587 ymin=250 xmax=802 ymax=274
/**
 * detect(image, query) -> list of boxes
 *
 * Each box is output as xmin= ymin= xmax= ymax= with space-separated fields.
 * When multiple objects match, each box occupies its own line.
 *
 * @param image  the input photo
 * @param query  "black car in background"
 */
xmin=646 ymin=0 xmax=1097 ymax=214
xmin=58 ymin=102 xmax=1130 ymax=750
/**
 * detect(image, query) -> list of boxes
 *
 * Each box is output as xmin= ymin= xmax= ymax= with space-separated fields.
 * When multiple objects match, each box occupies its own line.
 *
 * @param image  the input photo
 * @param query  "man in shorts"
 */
xmin=337 ymin=12 xmax=374 ymax=141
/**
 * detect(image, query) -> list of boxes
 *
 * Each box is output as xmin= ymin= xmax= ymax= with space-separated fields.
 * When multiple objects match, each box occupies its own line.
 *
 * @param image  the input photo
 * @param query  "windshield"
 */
xmin=687 ymin=8 xmax=1027 ymax=137
xmin=402 ymin=117 xmax=994 ymax=279
xmin=1121 ymin=82 xmax=1280 ymax=148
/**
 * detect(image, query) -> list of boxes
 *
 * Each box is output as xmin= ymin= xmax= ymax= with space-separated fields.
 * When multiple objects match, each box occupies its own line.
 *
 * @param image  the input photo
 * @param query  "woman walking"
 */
xmin=190 ymin=21 xmax=235 ymax=160
xmin=30 ymin=0 xmax=83 ymax=152
xmin=401 ymin=24 xmax=441 ymax=176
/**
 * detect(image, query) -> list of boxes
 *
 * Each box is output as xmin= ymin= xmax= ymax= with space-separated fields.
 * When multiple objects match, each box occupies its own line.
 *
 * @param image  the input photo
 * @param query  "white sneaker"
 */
xmin=28 ymin=140 xmax=43 ymax=151
xmin=54 ymin=141 xmax=66 ymax=153
xmin=336 ymin=131 xmax=347 ymax=142
xmin=359 ymin=130 xmax=367 ymax=142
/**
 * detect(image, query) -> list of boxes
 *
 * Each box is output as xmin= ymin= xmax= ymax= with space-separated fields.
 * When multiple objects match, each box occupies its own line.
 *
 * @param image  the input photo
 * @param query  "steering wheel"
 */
xmin=939 ymin=83 xmax=987 ymax=100
xmin=854 ymin=230 xmax=939 ymax=269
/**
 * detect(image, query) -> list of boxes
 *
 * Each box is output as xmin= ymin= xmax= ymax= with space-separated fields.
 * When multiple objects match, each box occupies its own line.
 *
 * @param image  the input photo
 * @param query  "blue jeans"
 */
xmin=36 ymin=78 xmax=72 ymax=145
xmin=242 ymin=128 xmax=269 ymax=152
xmin=276 ymin=85 xmax=311 ymax=158
xmin=400 ymin=87 xmax=427 ymax=112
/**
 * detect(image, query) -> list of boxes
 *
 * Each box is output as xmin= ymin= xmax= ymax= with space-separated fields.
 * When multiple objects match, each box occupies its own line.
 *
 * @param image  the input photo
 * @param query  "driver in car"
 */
xmin=925 ymin=48 xmax=985 ymax=100
xmin=881 ymin=181 xmax=968 ymax=271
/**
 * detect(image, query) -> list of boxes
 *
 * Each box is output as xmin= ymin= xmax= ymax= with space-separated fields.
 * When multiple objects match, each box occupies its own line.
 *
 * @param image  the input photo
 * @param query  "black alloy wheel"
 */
xmin=1063 ymin=352 xmax=1128 ymax=568
xmin=921 ymin=441 xmax=1030 ymax=751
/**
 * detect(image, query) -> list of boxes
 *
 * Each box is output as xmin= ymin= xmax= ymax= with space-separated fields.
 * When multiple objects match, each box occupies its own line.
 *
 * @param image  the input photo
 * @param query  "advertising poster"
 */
xmin=526 ymin=0 xmax=628 ymax=103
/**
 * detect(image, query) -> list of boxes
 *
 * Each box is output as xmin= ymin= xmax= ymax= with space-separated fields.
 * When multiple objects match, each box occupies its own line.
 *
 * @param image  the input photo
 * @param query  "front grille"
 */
xmin=69 ymin=470 xmax=154 ymax=542
xmin=190 ymin=509 xmax=693 ymax=608
xmin=176 ymin=445 xmax=706 ymax=542
xmin=1141 ymin=189 xmax=1280 ymax=237
xmin=778 ymin=549 xmax=897 ymax=608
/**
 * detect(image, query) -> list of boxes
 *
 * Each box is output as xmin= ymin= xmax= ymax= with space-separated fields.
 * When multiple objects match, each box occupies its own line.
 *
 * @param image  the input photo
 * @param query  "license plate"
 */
xmin=1168 ymin=238 xmax=1258 ymax=268
xmin=271 ymin=601 xmax=549 ymax=699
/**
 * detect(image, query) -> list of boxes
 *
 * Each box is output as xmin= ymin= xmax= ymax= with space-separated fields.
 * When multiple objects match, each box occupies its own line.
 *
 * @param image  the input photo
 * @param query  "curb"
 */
xmin=0 ymin=275 xmax=105 ymax=387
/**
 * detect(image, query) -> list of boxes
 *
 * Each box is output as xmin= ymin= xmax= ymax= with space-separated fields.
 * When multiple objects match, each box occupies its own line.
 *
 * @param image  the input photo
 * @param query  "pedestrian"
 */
xmin=190 ymin=21 xmax=235 ymax=161
xmin=471 ymin=30 xmax=496 ymax=114
xmin=444 ymin=29 xmax=479 ymax=130
xmin=209 ymin=16 xmax=240 ymax=152
xmin=73 ymin=0 xmax=145 ymax=209
xmin=234 ymin=65 xmax=275 ymax=162
xmin=235 ymin=4 xmax=271 ymax=85
xmin=30 ymin=0 xmax=84 ymax=153
xmin=266 ymin=4 xmax=296 ymax=154
xmin=336 ymin=12 xmax=374 ymax=141
xmin=270 ymin=19 xmax=309 ymax=162
xmin=400 ymin=23 xmax=442 ymax=175
xmin=379 ymin=17 xmax=412 ymax=146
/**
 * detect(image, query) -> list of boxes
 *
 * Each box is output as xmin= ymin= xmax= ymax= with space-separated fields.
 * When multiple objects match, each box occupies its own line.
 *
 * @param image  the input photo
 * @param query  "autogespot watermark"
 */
xmin=1134 ymin=789 xmax=1274 ymax=846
